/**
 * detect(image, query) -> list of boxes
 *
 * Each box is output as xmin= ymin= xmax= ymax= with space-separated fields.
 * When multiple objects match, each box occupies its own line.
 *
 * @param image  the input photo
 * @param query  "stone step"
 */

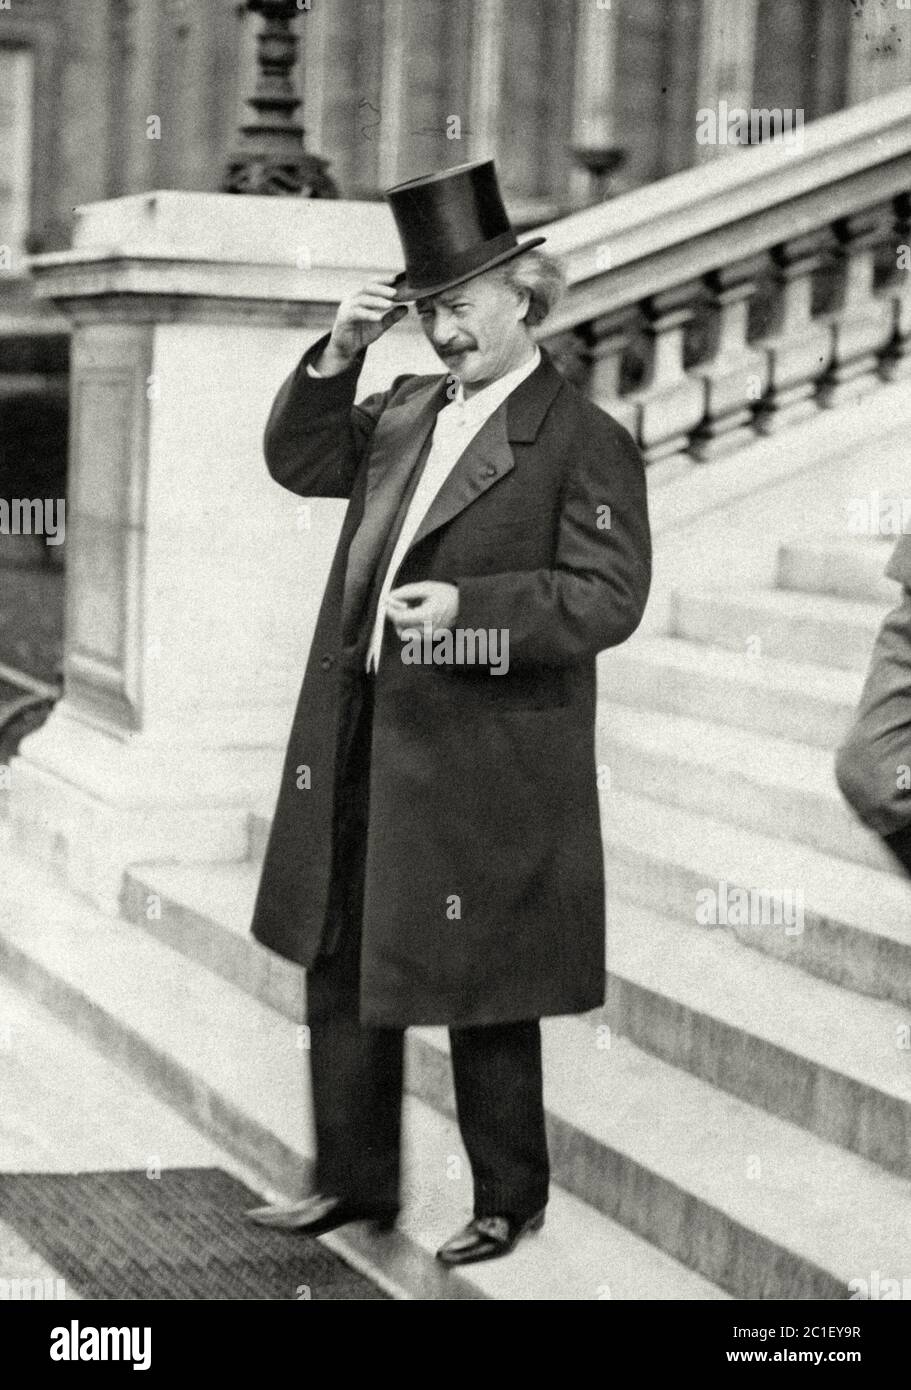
xmin=409 ymin=1021 xmax=911 ymax=1301
xmin=0 ymin=829 xmax=726 ymax=1301
xmin=596 ymin=702 xmax=897 ymax=875
xmin=605 ymin=898 xmax=911 ymax=1179
xmin=126 ymin=857 xmax=911 ymax=1177
xmin=120 ymin=861 xmax=298 ymax=1020
xmin=118 ymin=851 xmax=911 ymax=1295
xmin=597 ymin=636 xmax=863 ymax=751
xmin=670 ymin=587 xmax=886 ymax=671
xmin=249 ymin=811 xmax=271 ymax=863
xmin=344 ymin=1093 xmax=729 ymax=1303
xmin=777 ymin=536 xmax=899 ymax=604
xmin=602 ymin=790 xmax=911 ymax=1010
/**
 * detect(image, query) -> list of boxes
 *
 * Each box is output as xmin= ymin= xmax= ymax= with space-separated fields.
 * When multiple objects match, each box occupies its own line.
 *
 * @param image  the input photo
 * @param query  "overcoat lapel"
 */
xmin=340 ymin=377 xmax=446 ymax=636
xmin=406 ymin=350 xmax=564 ymax=555
xmin=406 ymin=403 xmax=514 ymax=555
xmin=341 ymin=349 xmax=565 ymax=629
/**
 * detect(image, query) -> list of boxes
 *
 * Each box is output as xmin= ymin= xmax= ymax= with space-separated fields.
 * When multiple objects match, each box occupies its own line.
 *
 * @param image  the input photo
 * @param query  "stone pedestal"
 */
xmin=11 ymin=191 xmax=438 ymax=911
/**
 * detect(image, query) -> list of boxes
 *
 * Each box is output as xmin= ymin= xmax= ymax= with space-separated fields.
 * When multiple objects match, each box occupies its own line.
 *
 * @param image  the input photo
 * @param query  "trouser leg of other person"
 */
xmin=835 ymin=587 xmax=911 ymax=875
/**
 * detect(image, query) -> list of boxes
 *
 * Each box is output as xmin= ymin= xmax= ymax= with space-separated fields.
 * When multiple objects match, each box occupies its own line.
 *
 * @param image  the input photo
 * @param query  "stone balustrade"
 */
xmin=542 ymin=86 xmax=911 ymax=481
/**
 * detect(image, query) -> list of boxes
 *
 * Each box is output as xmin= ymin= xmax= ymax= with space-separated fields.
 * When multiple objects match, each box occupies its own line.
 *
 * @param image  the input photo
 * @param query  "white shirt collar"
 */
xmin=442 ymin=346 xmax=542 ymax=424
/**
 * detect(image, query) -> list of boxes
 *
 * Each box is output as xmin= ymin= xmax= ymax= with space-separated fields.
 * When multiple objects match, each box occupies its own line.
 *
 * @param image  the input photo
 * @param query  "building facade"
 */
xmin=1 ymin=0 xmax=910 ymax=519
xmin=2 ymin=0 xmax=911 ymax=265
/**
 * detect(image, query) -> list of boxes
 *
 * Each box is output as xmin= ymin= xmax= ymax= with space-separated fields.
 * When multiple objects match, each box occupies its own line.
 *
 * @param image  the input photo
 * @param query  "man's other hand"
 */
xmin=317 ymin=279 xmax=408 ymax=375
xmin=387 ymin=582 xmax=459 ymax=636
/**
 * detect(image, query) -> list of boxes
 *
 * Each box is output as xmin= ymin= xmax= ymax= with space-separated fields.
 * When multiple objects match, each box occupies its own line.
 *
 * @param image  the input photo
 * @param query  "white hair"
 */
xmin=489 ymin=249 xmax=566 ymax=327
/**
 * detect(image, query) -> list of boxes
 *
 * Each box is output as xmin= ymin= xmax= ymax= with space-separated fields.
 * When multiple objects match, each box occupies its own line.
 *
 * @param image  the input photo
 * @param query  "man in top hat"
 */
xmin=247 ymin=159 xmax=651 ymax=1266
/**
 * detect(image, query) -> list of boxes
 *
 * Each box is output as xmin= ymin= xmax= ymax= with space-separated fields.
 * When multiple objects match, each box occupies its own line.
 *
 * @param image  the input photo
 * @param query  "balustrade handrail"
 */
xmin=541 ymin=86 xmax=911 ymax=333
xmin=537 ymin=86 xmax=911 ymax=474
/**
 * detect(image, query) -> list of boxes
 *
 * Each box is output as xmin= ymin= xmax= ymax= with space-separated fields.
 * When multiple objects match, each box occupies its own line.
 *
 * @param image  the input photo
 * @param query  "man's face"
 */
xmin=415 ymin=270 xmax=530 ymax=389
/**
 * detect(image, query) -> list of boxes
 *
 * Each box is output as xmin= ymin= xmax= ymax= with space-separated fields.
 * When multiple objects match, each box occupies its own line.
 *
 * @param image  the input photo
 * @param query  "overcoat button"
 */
xmin=320 ymin=654 xmax=334 ymax=670
xmin=481 ymin=463 xmax=497 ymax=478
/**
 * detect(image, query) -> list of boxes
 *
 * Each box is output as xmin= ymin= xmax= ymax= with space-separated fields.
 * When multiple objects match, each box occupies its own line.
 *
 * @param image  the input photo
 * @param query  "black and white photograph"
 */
xmin=1 ymin=0 xmax=910 ymax=1343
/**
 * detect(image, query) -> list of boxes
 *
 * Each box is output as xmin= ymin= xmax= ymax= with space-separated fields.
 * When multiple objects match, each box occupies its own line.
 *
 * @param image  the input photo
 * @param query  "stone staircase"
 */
xmin=2 ymin=531 xmax=909 ymax=1299
xmin=595 ymin=533 xmax=911 ymax=1267
xmin=0 ymin=833 xmax=726 ymax=1302
xmin=4 ymin=85 xmax=911 ymax=1301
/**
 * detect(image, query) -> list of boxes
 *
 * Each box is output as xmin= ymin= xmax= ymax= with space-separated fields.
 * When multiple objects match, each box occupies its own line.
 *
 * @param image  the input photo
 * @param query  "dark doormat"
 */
xmin=0 ymin=1168 xmax=390 ymax=1300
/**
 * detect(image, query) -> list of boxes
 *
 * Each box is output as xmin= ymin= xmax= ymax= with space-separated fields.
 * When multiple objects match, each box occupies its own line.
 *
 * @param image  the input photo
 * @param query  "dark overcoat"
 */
xmin=249 ymin=332 xmax=651 ymax=1027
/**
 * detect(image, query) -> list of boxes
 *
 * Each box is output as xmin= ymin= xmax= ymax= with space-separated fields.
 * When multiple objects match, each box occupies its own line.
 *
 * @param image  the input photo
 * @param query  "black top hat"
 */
xmin=383 ymin=159 xmax=546 ymax=303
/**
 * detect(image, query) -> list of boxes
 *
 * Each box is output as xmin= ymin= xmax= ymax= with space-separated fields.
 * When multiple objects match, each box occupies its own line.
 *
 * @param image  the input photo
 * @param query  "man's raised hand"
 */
xmin=316 ymin=279 xmax=408 ymax=375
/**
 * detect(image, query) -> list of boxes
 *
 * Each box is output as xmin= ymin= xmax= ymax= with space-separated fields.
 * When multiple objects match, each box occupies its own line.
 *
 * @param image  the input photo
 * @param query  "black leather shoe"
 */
xmin=246 ymin=1193 xmax=398 ymax=1235
xmin=436 ymin=1209 xmax=545 ymax=1266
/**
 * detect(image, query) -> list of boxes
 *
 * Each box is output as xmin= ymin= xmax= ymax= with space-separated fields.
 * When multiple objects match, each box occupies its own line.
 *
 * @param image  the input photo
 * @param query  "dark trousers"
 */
xmin=306 ymin=671 xmax=550 ymax=1220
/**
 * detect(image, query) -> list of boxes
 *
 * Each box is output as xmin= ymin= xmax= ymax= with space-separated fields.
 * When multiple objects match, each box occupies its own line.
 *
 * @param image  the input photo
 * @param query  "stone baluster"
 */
xmin=632 ymin=282 xmax=706 ymax=478
xmin=880 ymin=192 xmax=911 ymax=383
xmin=691 ymin=253 xmax=770 ymax=460
xmin=585 ymin=306 xmax=642 ymax=441
xmin=818 ymin=201 xmax=895 ymax=407
xmin=753 ymin=229 xmax=833 ymax=435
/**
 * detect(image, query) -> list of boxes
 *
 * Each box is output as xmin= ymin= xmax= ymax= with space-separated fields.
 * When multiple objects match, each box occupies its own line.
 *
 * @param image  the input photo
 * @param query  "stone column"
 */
xmin=468 ymin=0 xmax=505 ymax=164
xmin=11 ymin=191 xmax=438 ymax=912
xmin=568 ymin=0 xmax=619 ymax=205
xmin=694 ymin=0 xmax=759 ymax=163
xmin=845 ymin=1 xmax=911 ymax=105
xmin=571 ymin=0 xmax=617 ymax=146
xmin=58 ymin=0 xmax=112 ymax=204
xmin=109 ymin=0 xmax=161 ymax=197
xmin=376 ymin=0 xmax=410 ymax=190
xmin=156 ymin=0 xmax=216 ymax=192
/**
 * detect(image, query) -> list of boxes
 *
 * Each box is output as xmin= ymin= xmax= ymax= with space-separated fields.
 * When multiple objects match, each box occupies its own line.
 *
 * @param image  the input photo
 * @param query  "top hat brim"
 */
xmin=389 ymin=235 xmax=547 ymax=304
